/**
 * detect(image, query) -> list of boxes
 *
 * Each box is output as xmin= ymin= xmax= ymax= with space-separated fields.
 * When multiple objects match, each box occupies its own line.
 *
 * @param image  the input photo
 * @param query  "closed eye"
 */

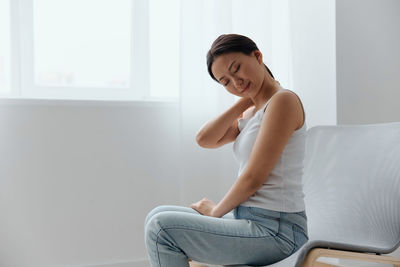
xmin=235 ymin=64 xmax=240 ymax=73
xmin=223 ymin=64 xmax=240 ymax=86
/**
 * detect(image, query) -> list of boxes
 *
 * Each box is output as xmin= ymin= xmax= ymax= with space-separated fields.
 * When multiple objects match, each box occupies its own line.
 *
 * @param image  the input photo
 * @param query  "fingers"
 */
xmin=190 ymin=199 xmax=204 ymax=214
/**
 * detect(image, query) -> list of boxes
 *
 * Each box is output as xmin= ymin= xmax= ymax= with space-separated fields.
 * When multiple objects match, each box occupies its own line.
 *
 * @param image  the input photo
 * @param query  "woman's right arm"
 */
xmin=196 ymin=97 xmax=254 ymax=148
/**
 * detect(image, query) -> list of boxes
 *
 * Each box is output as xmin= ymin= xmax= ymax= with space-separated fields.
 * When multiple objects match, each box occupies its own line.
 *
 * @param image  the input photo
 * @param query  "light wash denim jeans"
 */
xmin=144 ymin=205 xmax=308 ymax=267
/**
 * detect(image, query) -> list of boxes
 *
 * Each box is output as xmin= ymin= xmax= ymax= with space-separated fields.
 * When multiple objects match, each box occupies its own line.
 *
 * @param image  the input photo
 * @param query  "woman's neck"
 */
xmin=250 ymin=74 xmax=281 ymax=113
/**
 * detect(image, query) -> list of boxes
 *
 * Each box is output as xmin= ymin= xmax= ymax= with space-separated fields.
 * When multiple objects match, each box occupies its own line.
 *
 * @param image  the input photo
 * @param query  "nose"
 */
xmin=232 ymin=77 xmax=244 ymax=88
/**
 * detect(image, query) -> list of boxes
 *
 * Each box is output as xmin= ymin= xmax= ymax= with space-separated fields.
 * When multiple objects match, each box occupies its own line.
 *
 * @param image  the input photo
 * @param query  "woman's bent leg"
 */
xmin=144 ymin=208 xmax=290 ymax=267
xmin=145 ymin=205 xmax=200 ymax=228
xmin=145 ymin=205 xmax=234 ymax=227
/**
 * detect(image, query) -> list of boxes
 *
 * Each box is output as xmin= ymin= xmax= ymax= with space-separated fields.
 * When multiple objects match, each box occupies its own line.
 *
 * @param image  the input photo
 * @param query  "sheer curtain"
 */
xmin=178 ymin=0 xmax=292 ymax=205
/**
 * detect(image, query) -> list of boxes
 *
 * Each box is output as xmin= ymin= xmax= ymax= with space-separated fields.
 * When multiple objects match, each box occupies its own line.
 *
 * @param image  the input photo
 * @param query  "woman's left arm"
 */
xmin=191 ymin=91 xmax=304 ymax=217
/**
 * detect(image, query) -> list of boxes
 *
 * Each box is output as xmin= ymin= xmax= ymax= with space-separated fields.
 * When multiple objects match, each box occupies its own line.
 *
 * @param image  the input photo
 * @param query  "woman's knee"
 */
xmin=144 ymin=205 xmax=171 ymax=228
xmin=144 ymin=205 xmax=198 ymax=228
xmin=145 ymin=210 xmax=180 ymax=244
xmin=145 ymin=206 xmax=183 ymax=235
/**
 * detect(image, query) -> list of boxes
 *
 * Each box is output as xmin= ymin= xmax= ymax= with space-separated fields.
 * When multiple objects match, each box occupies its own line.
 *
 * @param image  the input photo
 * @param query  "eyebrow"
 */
xmin=218 ymin=60 xmax=236 ymax=81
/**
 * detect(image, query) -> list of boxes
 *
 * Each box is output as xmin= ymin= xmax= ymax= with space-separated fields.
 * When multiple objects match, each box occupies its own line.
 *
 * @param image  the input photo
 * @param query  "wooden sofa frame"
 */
xmin=188 ymin=248 xmax=400 ymax=267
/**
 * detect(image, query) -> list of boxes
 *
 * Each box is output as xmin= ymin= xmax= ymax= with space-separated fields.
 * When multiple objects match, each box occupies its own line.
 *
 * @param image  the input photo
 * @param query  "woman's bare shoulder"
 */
xmin=267 ymin=89 xmax=305 ymax=129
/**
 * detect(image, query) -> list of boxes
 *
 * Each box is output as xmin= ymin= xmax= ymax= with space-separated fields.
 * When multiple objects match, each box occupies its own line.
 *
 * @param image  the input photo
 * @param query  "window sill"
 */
xmin=0 ymin=96 xmax=179 ymax=107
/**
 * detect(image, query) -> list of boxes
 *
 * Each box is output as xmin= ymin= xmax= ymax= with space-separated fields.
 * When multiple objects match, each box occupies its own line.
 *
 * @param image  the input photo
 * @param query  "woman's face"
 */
xmin=211 ymin=51 xmax=265 ymax=98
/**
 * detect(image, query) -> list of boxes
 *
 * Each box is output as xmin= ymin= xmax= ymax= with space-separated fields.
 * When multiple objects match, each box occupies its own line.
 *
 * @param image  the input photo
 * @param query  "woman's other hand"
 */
xmin=190 ymin=197 xmax=218 ymax=217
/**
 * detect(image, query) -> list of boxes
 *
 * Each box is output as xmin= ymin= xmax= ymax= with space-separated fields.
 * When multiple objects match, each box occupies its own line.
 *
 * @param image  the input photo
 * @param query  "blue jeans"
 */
xmin=144 ymin=205 xmax=308 ymax=267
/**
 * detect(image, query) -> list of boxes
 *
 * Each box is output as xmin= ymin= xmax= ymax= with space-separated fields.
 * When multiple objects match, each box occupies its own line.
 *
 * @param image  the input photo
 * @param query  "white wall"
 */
xmin=336 ymin=0 xmax=400 ymax=265
xmin=0 ymin=100 xmax=182 ymax=267
xmin=0 ymin=98 xmax=238 ymax=267
xmin=336 ymin=0 xmax=400 ymax=125
xmin=290 ymin=0 xmax=337 ymax=128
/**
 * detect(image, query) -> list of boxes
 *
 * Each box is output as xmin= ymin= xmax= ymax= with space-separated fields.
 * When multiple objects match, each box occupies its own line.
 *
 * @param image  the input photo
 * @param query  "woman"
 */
xmin=144 ymin=34 xmax=308 ymax=267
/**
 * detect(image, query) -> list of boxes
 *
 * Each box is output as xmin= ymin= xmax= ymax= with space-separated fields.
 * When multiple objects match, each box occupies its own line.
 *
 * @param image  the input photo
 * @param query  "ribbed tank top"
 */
xmin=233 ymin=87 xmax=306 ymax=212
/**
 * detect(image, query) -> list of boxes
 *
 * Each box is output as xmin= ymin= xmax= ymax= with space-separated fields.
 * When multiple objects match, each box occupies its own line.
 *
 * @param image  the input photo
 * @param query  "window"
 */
xmin=1 ymin=0 xmax=180 ymax=101
xmin=33 ymin=0 xmax=131 ymax=89
xmin=0 ymin=0 xmax=11 ymax=95
xmin=149 ymin=0 xmax=180 ymax=99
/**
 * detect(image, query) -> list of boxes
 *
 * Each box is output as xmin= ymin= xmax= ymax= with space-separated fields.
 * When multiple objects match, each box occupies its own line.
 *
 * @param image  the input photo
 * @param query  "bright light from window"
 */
xmin=149 ymin=0 xmax=180 ymax=98
xmin=0 ymin=0 xmax=11 ymax=94
xmin=33 ymin=0 xmax=131 ymax=88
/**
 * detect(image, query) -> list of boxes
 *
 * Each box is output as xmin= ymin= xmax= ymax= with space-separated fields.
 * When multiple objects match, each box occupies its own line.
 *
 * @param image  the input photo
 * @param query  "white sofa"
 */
xmin=194 ymin=122 xmax=400 ymax=267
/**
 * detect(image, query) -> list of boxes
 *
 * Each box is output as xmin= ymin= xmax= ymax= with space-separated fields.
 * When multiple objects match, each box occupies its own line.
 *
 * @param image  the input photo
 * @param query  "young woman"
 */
xmin=144 ymin=34 xmax=308 ymax=267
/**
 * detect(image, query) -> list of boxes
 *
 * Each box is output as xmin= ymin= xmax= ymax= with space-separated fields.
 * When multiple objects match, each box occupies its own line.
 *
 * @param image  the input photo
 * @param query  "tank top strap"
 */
xmin=261 ymin=98 xmax=272 ymax=113
xmin=259 ymin=87 xmax=284 ymax=114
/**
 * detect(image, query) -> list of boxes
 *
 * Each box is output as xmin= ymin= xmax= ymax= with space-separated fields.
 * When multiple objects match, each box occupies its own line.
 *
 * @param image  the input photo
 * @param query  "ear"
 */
xmin=253 ymin=50 xmax=263 ymax=64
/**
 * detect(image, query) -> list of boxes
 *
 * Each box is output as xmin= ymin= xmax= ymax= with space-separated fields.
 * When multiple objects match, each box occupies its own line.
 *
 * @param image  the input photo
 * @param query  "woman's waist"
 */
xmin=234 ymin=205 xmax=307 ymax=231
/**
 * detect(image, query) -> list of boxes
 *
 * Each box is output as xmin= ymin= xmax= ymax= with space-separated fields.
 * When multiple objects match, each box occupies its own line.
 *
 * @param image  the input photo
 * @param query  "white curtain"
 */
xmin=178 ymin=0 xmax=292 ymax=206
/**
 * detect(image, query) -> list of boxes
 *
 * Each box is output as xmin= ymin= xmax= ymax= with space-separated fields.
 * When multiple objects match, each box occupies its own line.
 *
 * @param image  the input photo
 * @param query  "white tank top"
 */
xmin=233 ymin=87 xmax=306 ymax=212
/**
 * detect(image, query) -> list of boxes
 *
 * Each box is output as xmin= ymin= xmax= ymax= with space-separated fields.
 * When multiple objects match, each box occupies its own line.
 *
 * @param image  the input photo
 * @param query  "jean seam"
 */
xmin=290 ymin=224 xmax=308 ymax=255
xmin=277 ymin=219 xmax=294 ymax=249
xmin=274 ymin=221 xmax=297 ymax=256
xmin=290 ymin=224 xmax=296 ymax=255
xmin=278 ymin=218 xmax=281 ymax=234
xmin=247 ymin=207 xmax=281 ymax=221
xmin=296 ymin=211 xmax=307 ymax=220
xmin=161 ymin=225 xmax=278 ymax=238
xmin=155 ymin=227 xmax=191 ymax=267
xmin=293 ymin=223 xmax=308 ymax=237
xmin=155 ymin=228 xmax=163 ymax=267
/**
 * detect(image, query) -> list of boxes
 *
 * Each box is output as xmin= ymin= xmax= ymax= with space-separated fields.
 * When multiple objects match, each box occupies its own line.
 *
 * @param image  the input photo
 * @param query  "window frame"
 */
xmin=3 ymin=0 xmax=175 ymax=101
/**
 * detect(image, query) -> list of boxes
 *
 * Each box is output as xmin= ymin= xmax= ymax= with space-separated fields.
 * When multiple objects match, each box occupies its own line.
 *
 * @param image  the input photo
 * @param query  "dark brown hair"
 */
xmin=207 ymin=34 xmax=275 ymax=82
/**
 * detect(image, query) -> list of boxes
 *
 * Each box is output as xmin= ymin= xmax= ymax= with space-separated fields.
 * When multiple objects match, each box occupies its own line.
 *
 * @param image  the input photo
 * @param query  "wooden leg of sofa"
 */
xmin=313 ymin=262 xmax=338 ymax=267
xmin=189 ymin=260 xmax=209 ymax=267
xmin=301 ymin=248 xmax=400 ymax=267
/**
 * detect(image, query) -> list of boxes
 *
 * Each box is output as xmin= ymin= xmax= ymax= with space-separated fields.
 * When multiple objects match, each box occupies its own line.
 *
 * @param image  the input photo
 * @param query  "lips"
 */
xmin=241 ymin=82 xmax=250 ymax=93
